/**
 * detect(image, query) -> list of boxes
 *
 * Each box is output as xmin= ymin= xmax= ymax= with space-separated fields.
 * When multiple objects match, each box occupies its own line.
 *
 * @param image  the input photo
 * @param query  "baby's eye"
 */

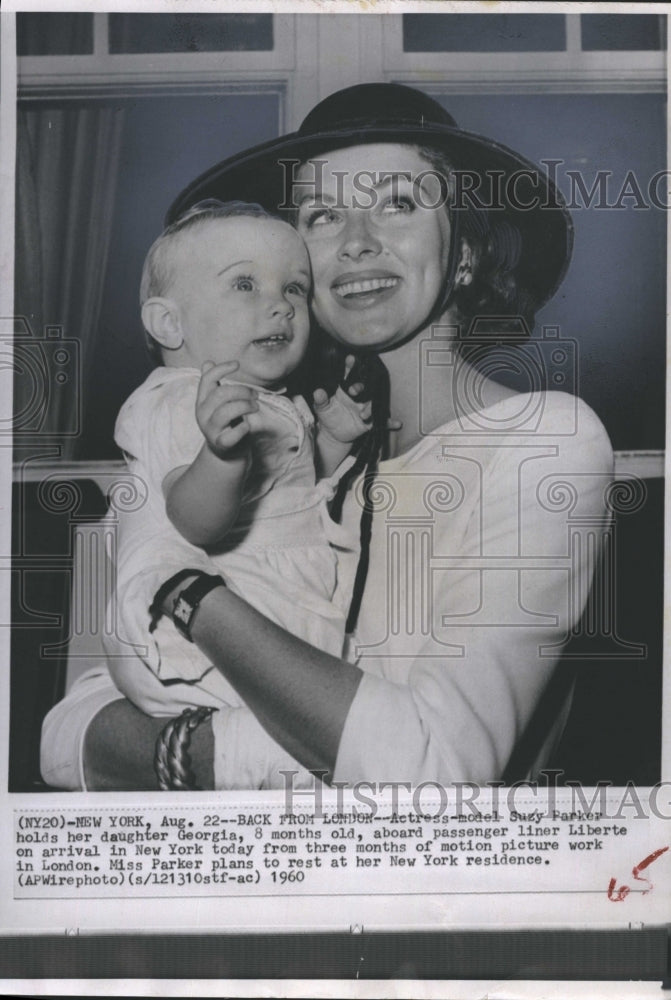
xmin=234 ymin=276 xmax=255 ymax=292
xmin=286 ymin=281 xmax=308 ymax=297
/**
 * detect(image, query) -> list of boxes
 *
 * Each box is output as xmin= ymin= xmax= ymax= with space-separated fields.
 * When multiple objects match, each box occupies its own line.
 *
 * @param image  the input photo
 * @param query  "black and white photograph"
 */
xmin=1 ymin=1 xmax=670 ymax=991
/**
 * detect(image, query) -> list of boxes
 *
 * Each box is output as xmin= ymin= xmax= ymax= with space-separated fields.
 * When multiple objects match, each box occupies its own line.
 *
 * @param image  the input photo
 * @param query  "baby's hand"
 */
xmin=313 ymin=378 xmax=373 ymax=446
xmin=196 ymin=361 xmax=258 ymax=458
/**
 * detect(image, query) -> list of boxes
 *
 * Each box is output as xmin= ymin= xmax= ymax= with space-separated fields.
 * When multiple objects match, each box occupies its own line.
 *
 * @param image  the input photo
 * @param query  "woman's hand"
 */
xmin=187 ymin=584 xmax=363 ymax=782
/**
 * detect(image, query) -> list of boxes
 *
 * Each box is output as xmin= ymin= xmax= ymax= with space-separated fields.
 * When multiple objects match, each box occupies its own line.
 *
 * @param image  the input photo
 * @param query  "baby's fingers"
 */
xmin=343 ymin=354 xmax=356 ymax=378
xmin=335 ymin=385 xmax=372 ymax=423
xmin=357 ymin=400 xmax=373 ymax=423
xmin=208 ymin=397 xmax=258 ymax=432
xmin=198 ymin=384 xmax=256 ymax=427
xmin=214 ymin=417 xmax=251 ymax=452
xmin=198 ymin=360 xmax=240 ymax=399
xmin=312 ymin=387 xmax=329 ymax=410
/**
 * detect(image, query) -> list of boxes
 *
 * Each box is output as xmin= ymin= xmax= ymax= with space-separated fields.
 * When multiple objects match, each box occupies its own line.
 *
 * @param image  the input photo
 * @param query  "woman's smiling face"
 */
xmin=295 ymin=144 xmax=451 ymax=351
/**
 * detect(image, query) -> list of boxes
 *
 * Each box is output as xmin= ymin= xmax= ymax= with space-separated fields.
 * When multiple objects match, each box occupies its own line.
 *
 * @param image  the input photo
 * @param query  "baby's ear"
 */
xmin=141 ymin=298 xmax=183 ymax=350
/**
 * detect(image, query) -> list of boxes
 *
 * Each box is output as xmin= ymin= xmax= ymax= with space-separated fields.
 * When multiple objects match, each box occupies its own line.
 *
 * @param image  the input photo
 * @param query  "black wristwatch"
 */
xmin=171 ymin=572 xmax=226 ymax=642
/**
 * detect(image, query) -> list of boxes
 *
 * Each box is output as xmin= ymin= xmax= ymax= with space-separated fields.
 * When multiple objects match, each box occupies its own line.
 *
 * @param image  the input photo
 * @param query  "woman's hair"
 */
xmin=140 ymin=199 xmax=276 ymax=365
xmin=415 ymin=145 xmax=539 ymax=343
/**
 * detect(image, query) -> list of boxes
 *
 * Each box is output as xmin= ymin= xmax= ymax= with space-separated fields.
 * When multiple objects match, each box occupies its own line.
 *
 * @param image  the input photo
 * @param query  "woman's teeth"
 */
xmin=335 ymin=277 xmax=398 ymax=298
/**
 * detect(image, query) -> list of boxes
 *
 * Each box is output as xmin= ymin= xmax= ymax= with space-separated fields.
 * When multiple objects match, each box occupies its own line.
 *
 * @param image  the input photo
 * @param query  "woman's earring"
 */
xmin=456 ymin=244 xmax=474 ymax=287
xmin=456 ymin=262 xmax=473 ymax=287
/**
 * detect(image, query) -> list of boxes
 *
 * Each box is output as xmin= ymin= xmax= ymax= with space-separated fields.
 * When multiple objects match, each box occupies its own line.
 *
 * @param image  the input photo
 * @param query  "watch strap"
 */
xmin=149 ymin=568 xmax=206 ymax=635
xmin=172 ymin=571 xmax=226 ymax=642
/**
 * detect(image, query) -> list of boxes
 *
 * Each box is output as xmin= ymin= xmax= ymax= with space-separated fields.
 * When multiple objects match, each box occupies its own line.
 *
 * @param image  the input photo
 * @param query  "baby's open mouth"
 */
xmin=334 ymin=276 xmax=399 ymax=298
xmin=253 ymin=333 xmax=292 ymax=347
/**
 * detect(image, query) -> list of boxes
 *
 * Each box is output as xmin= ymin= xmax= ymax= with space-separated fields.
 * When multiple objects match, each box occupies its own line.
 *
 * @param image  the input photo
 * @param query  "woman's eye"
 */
xmin=381 ymin=196 xmax=415 ymax=214
xmin=234 ymin=276 xmax=254 ymax=291
xmin=303 ymin=207 xmax=338 ymax=228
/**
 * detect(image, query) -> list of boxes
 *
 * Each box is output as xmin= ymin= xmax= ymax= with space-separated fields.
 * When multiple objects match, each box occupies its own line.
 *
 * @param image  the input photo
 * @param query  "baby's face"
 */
xmin=170 ymin=216 xmax=311 ymax=387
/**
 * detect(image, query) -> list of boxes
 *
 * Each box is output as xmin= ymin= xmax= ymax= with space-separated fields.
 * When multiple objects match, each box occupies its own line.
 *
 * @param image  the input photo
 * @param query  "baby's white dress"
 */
xmin=106 ymin=366 xmax=353 ymax=718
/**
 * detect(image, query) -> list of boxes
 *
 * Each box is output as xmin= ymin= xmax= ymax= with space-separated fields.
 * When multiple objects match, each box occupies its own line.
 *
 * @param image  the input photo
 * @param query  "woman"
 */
xmin=41 ymin=84 xmax=613 ymax=790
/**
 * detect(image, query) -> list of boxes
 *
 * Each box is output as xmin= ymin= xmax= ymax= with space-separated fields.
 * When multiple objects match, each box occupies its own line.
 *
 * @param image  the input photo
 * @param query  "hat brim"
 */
xmin=167 ymin=122 xmax=573 ymax=308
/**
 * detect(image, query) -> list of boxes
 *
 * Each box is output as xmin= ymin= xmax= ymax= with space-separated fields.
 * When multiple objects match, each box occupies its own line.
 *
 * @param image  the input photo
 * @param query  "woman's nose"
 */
xmin=338 ymin=212 xmax=383 ymax=260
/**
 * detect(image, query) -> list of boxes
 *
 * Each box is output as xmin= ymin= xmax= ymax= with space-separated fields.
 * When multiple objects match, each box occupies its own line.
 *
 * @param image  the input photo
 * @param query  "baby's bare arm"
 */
xmin=164 ymin=445 xmax=249 ymax=547
xmin=164 ymin=361 xmax=257 ymax=547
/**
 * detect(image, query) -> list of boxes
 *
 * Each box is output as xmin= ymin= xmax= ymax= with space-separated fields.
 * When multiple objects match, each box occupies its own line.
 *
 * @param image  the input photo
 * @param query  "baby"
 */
xmin=106 ymin=201 xmax=370 ymax=746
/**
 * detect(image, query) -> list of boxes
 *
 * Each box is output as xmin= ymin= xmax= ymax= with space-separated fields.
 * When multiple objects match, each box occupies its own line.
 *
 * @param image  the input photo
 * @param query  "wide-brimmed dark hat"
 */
xmin=167 ymin=83 xmax=572 ymax=307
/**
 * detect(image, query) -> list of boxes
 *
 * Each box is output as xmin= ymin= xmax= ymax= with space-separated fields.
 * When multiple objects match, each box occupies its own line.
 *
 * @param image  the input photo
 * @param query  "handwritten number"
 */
xmin=631 ymin=845 xmax=669 ymax=894
xmin=608 ymin=846 xmax=668 ymax=901
xmin=607 ymin=877 xmax=630 ymax=902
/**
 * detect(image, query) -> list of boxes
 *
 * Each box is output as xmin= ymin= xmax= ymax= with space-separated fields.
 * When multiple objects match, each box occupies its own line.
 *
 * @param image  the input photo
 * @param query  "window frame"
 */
xmin=382 ymin=13 xmax=666 ymax=94
xmin=17 ymin=11 xmax=297 ymax=99
xmin=17 ymin=13 xmax=667 ymax=104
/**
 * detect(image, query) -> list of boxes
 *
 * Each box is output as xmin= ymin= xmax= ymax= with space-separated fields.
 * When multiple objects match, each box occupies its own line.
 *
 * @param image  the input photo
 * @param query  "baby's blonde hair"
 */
xmin=141 ymin=199 xmax=276 ymax=362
